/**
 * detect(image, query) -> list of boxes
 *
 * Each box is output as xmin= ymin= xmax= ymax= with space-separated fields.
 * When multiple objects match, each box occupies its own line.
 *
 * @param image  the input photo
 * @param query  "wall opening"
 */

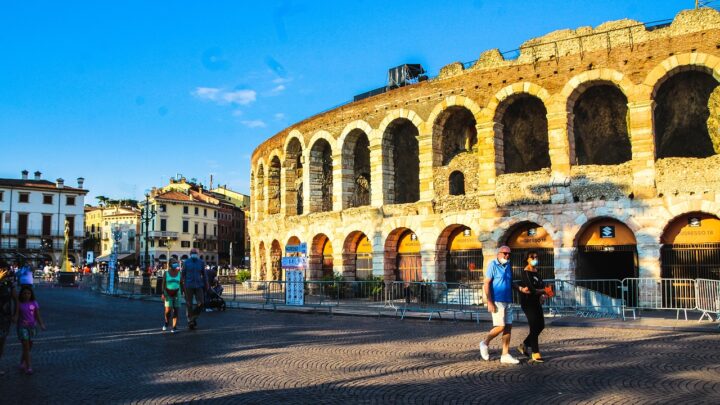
xmin=270 ymin=240 xmax=282 ymax=281
xmin=433 ymin=106 xmax=477 ymax=166
xmin=309 ymin=234 xmax=333 ymax=280
xmin=257 ymin=241 xmax=267 ymax=280
xmin=572 ymin=85 xmax=631 ymax=165
xmin=505 ymin=222 xmax=555 ymax=281
xmin=383 ymin=119 xmax=419 ymax=204
xmin=284 ymin=138 xmax=303 ymax=216
xmin=267 ymin=156 xmax=281 ymax=215
xmin=500 ymin=95 xmax=550 ymax=174
xmin=655 ymin=70 xmax=718 ymax=159
xmin=342 ymin=129 xmax=371 ymax=209
xmin=343 ymin=231 xmax=373 ymax=281
xmin=256 ymin=164 xmax=265 ymax=217
xmin=661 ymin=213 xmax=720 ymax=280
xmin=448 ymin=171 xmax=465 ymax=196
xmin=437 ymin=225 xmax=483 ymax=285
xmin=309 ymin=139 xmax=333 ymax=213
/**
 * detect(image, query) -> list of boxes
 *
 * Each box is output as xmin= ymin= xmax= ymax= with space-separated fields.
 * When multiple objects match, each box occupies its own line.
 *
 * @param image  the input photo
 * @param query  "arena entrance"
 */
xmin=576 ymin=219 xmax=638 ymax=302
xmin=506 ymin=223 xmax=555 ymax=281
xmin=661 ymin=213 xmax=720 ymax=280
xmin=444 ymin=227 xmax=483 ymax=286
xmin=342 ymin=232 xmax=373 ymax=280
xmin=270 ymin=240 xmax=282 ymax=281
xmin=396 ymin=231 xmax=422 ymax=282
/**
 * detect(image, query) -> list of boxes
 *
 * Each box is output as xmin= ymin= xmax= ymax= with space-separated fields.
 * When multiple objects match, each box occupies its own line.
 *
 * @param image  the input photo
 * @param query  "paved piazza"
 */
xmin=2 ymin=287 xmax=719 ymax=404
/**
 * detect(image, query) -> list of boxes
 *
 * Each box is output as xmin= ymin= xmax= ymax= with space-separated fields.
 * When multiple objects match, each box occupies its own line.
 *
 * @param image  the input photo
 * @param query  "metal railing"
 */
xmin=696 ymin=279 xmax=720 ymax=327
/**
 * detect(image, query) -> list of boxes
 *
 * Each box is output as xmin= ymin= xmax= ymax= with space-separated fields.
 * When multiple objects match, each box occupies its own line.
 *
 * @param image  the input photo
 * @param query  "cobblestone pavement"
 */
xmin=1 ymin=287 xmax=719 ymax=404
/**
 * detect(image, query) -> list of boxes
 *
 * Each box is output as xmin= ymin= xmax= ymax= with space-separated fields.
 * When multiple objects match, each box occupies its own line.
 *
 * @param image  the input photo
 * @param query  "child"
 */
xmin=15 ymin=286 xmax=45 ymax=375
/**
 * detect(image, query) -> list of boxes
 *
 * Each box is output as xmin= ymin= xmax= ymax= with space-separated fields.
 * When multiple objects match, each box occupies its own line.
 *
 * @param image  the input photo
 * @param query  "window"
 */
xmin=183 ymin=206 xmax=188 ymax=214
xmin=204 ymin=208 xmax=207 ymax=217
xmin=159 ymin=204 xmax=167 ymax=212
xmin=160 ymin=219 xmax=167 ymax=231
xmin=66 ymin=196 xmax=76 ymax=206
xmin=194 ymin=223 xmax=198 ymax=234
xmin=194 ymin=207 xmax=199 ymax=215
xmin=214 ymin=225 xmax=217 ymax=236
xmin=203 ymin=223 xmax=207 ymax=236
xmin=18 ymin=193 xmax=29 ymax=203
xmin=0 ymin=191 xmax=3 ymax=201
xmin=42 ymin=195 xmax=52 ymax=204
xmin=214 ymin=211 xmax=217 ymax=218
xmin=182 ymin=220 xmax=189 ymax=233
xmin=181 ymin=241 xmax=190 ymax=248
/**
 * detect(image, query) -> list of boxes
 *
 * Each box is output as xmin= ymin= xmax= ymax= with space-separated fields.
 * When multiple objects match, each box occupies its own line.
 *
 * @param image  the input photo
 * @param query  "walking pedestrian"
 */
xmin=16 ymin=286 xmax=46 ymax=375
xmin=162 ymin=260 xmax=183 ymax=333
xmin=182 ymin=248 xmax=208 ymax=330
xmin=16 ymin=261 xmax=34 ymax=289
xmin=517 ymin=251 xmax=547 ymax=363
xmin=0 ymin=269 xmax=17 ymax=376
xmin=479 ymin=245 xmax=527 ymax=364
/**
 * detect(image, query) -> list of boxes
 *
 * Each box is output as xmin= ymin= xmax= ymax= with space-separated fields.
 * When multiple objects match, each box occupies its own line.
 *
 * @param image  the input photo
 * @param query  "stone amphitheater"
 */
xmin=249 ymin=8 xmax=720 ymax=285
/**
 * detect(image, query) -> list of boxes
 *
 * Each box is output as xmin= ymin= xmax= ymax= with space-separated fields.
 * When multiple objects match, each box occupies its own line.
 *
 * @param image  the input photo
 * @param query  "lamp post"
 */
xmin=140 ymin=193 xmax=156 ymax=293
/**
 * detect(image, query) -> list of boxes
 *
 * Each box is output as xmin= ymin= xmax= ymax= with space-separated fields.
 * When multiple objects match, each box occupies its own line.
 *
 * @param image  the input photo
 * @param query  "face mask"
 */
xmin=499 ymin=258 xmax=508 ymax=265
xmin=530 ymin=259 xmax=538 ymax=266
xmin=170 ymin=263 xmax=179 ymax=270
xmin=190 ymin=254 xmax=198 ymax=259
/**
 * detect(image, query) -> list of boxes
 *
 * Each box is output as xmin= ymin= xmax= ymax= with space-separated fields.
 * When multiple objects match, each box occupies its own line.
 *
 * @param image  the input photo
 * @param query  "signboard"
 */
xmin=661 ymin=214 xmax=720 ymax=244
xmin=285 ymin=269 xmax=304 ymax=306
xmin=356 ymin=237 xmax=372 ymax=253
xmin=688 ymin=217 xmax=701 ymax=227
xmin=86 ymin=251 xmax=94 ymax=264
xmin=600 ymin=226 xmax=615 ymax=238
xmin=450 ymin=229 xmax=483 ymax=251
xmin=285 ymin=242 xmax=307 ymax=254
xmin=398 ymin=232 xmax=421 ymax=254
xmin=281 ymin=256 xmax=307 ymax=269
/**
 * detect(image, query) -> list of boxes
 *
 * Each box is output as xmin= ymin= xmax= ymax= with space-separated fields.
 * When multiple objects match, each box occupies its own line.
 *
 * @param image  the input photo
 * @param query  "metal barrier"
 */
xmin=385 ymin=281 xmax=452 ymax=320
xmin=696 ymin=279 xmax=720 ymax=327
xmin=622 ymin=278 xmax=697 ymax=320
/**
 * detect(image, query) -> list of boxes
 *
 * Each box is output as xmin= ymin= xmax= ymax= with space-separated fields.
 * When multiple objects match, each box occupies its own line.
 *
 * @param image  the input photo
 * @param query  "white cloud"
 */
xmin=271 ymin=84 xmax=286 ymax=93
xmin=241 ymin=120 xmax=266 ymax=128
xmin=273 ymin=113 xmax=285 ymax=120
xmin=232 ymin=109 xmax=244 ymax=117
xmin=272 ymin=77 xmax=291 ymax=84
xmin=192 ymin=87 xmax=256 ymax=106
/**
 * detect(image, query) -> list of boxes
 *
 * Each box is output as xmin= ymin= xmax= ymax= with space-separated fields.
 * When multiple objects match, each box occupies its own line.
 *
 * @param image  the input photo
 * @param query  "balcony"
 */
xmin=0 ymin=240 xmax=83 ymax=251
xmin=148 ymin=231 xmax=179 ymax=239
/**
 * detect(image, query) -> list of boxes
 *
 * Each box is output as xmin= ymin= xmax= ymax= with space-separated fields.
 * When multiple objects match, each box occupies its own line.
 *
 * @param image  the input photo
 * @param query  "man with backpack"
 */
xmin=182 ymin=248 xmax=208 ymax=330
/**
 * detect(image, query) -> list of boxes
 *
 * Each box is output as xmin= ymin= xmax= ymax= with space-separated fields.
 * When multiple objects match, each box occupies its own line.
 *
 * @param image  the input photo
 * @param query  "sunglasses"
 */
xmin=500 ymin=252 xmax=510 ymax=256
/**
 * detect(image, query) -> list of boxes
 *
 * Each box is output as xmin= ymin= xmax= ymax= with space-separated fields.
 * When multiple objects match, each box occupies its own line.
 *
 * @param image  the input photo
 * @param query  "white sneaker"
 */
xmin=500 ymin=354 xmax=520 ymax=364
xmin=479 ymin=341 xmax=490 ymax=361
xmin=162 ymin=325 xmax=167 ymax=331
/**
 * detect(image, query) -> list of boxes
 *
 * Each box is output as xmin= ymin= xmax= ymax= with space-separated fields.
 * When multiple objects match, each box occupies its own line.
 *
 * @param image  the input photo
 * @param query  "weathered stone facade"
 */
xmin=249 ymin=9 xmax=720 ymax=283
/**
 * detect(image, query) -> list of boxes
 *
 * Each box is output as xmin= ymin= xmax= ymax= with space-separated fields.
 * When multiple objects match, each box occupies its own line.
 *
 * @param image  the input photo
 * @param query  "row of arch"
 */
xmin=253 ymin=212 xmax=720 ymax=283
xmin=253 ymin=53 xmax=720 ymax=217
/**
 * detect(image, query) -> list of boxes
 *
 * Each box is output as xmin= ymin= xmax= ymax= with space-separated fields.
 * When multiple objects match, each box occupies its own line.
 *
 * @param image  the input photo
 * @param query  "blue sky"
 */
xmin=0 ymin=0 xmax=689 ymax=203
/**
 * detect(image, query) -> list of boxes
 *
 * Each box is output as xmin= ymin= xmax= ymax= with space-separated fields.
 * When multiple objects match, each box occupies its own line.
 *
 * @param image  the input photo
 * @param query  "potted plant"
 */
xmin=236 ymin=270 xmax=251 ymax=288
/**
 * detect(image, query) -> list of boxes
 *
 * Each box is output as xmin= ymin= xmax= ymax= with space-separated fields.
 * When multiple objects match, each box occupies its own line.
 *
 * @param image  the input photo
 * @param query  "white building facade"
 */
xmin=0 ymin=170 xmax=88 ymax=267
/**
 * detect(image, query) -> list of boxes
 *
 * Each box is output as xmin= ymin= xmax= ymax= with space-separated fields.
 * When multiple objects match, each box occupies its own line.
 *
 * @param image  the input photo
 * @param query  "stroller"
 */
xmin=205 ymin=280 xmax=226 ymax=311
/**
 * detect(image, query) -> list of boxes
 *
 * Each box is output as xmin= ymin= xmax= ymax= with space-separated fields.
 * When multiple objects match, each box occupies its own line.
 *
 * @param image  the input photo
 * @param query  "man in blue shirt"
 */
xmin=479 ymin=245 xmax=527 ymax=364
xmin=182 ymin=248 xmax=208 ymax=330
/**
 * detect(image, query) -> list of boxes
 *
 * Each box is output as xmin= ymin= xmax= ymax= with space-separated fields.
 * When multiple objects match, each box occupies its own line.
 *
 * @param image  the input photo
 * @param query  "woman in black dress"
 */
xmin=518 ymin=251 xmax=547 ymax=363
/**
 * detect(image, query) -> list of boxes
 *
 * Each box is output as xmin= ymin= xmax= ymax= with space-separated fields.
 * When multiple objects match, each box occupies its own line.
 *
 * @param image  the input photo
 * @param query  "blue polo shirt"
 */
xmin=182 ymin=258 xmax=207 ymax=289
xmin=486 ymin=258 xmax=512 ymax=303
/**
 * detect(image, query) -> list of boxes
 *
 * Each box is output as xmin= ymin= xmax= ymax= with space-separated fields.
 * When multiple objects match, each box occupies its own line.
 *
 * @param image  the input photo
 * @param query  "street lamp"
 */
xmin=140 ymin=193 xmax=156 ymax=293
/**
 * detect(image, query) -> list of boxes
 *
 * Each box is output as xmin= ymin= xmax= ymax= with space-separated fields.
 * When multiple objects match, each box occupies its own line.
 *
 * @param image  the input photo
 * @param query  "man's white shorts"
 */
xmin=491 ymin=302 xmax=513 ymax=327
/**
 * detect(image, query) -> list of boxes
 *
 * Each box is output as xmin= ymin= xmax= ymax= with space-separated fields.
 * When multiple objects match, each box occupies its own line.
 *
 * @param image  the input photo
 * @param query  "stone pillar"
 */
xmin=546 ymin=111 xmax=573 ymax=178
xmin=554 ymin=247 xmax=575 ymax=280
xmin=279 ymin=165 xmax=287 ymax=215
xmin=637 ymin=242 xmax=661 ymax=279
xmin=627 ymin=100 xmax=657 ymax=199
xmin=332 ymin=151 xmax=344 ymax=212
xmin=341 ymin=252 xmax=356 ymax=280
xmin=417 ymin=132 xmax=434 ymax=201
xmin=369 ymin=140 xmax=385 ymax=207
xmin=476 ymin=122 xmax=500 ymax=194
xmin=421 ymin=249 xmax=437 ymax=281
xmin=302 ymin=149 xmax=311 ymax=214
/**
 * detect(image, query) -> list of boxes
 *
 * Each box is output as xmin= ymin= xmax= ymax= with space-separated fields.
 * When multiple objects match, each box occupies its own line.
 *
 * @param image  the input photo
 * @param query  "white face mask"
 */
xmin=190 ymin=254 xmax=199 ymax=259
xmin=499 ymin=257 xmax=508 ymax=265
xmin=530 ymin=259 xmax=538 ymax=266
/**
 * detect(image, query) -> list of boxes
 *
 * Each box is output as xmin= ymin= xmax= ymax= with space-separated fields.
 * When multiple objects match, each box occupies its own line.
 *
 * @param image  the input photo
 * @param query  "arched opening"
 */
xmin=267 ymin=156 xmax=281 ymax=215
xmin=433 ymin=106 xmax=477 ymax=166
xmin=499 ymin=95 xmax=550 ymax=174
xmin=438 ymin=225 xmax=483 ymax=285
xmin=448 ymin=171 xmax=465 ymax=196
xmin=309 ymin=234 xmax=334 ymax=280
xmin=342 ymin=231 xmax=373 ymax=280
xmin=342 ymin=130 xmax=371 ymax=209
xmin=270 ymin=240 xmax=282 ymax=281
xmin=309 ymin=139 xmax=333 ymax=213
xmin=576 ymin=218 xmax=638 ymax=303
xmin=396 ymin=231 xmax=422 ymax=282
xmin=284 ymin=138 xmax=304 ymax=216
xmin=383 ymin=119 xmax=420 ymax=204
xmin=654 ymin=70 xmax=719 ymax=159
xmin=572 ymin=84 xmax=631 ymax=165
xmin=661 ymin=213 xmax=720 ymax=280
xmin=257 ymin=241 xmax=267 ymax=281
xmin=505 ymin=222 xmax=555 ymax=281
xmin=256 ymin=164 xmax=265 ymax=216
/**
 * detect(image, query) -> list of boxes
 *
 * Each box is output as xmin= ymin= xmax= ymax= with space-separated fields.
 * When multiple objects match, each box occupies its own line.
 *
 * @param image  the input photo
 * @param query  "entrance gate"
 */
xmin=506 ymin=223 xmax=555 ymax=281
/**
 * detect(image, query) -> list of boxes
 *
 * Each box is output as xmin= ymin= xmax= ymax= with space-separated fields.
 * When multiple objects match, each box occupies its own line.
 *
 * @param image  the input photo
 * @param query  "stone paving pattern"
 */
xmin=2 ymin=287 xmax=720 ymax=404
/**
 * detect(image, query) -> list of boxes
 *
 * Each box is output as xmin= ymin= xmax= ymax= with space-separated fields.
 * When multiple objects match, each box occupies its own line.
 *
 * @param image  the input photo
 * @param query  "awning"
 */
xmin=96 ymin=253 xmax=135 ymax=262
